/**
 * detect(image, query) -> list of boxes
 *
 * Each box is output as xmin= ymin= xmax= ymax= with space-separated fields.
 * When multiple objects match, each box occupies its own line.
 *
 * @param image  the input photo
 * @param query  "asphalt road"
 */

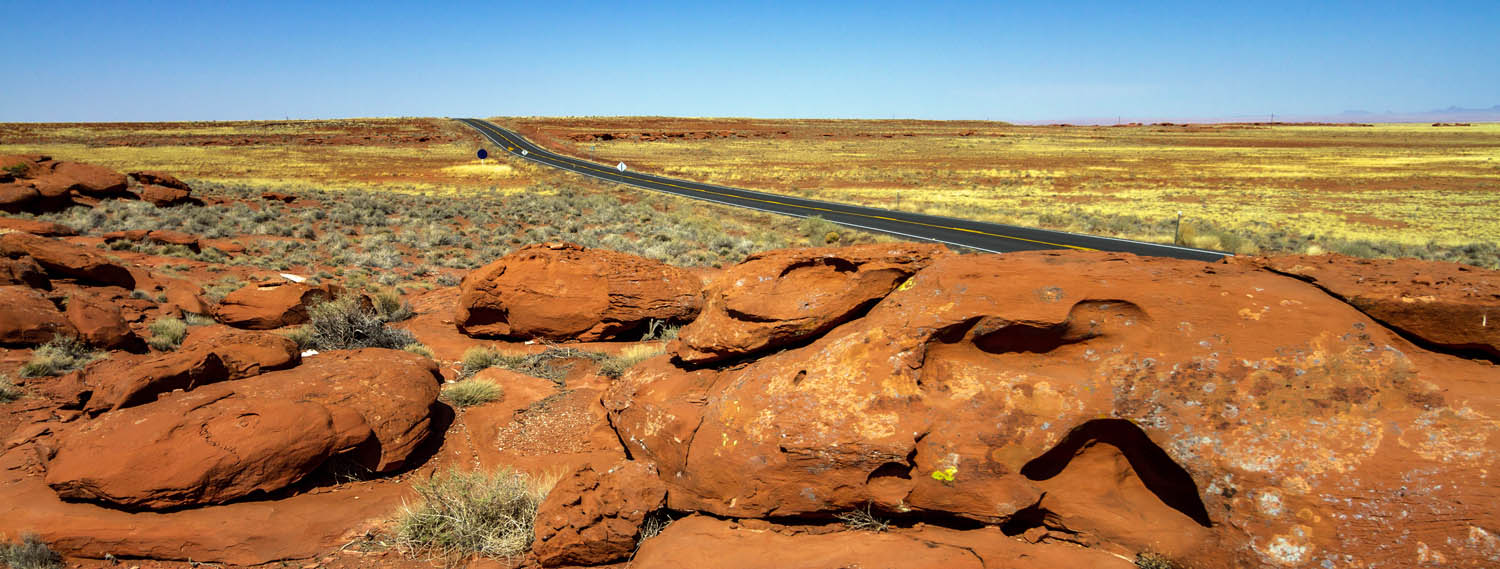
xmin=457 ymin=118 xmax=1228 ymax=262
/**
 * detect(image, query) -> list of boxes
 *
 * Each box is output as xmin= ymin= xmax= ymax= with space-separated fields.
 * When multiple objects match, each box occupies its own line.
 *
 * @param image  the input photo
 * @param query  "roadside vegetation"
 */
xmin=510 ymin=117 xmax=1500 ymax=267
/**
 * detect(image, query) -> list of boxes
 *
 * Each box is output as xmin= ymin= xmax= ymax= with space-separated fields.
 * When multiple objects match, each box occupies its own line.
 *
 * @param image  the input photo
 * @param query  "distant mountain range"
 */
xmin=1026 ymin=105 xmax=1500 ymax=125
xmin=1326 ymin=105 xmax=1500 ymax=123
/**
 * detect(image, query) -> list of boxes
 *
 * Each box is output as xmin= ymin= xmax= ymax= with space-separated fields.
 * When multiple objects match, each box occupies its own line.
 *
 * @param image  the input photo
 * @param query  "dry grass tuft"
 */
xmin=393 ymin=469 xmax=550 ymax=559
xmin=441 ymin=379 xmax=502 ymax=408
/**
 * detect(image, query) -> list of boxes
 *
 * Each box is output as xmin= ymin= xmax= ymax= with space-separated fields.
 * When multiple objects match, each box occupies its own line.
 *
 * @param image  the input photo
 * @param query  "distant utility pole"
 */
xmin=1270 ymin=113 xmax=1276 ymax=123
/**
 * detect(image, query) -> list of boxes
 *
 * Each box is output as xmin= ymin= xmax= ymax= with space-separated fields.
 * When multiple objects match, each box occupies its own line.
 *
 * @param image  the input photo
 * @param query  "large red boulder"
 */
xmin=139 ymin=185 xmax=192 ymax=207
xmin=0 ymin=285 xmax=75 ymax=345
xmin=62 ymin=291 xmax=140 ymax=350
xmin=40 ymin=161 xmax=130 ymax=198
xmin=532 ymin=461 xmax=667 ymax=567
xmin=214 ymin=280 xmax=338 ymax=329
xmin=0 ymin=255 xmax=49 ymax=289
xmin=81 ymin=329 xmax=299 ymax=413
xmin=0 ymin=232 xmax=135 ymax=288
xmin=1236 ymin=254 xmax=1500 ymax=358
xmin=179 ymin=327 xmax=300 ymax=378
xmin=0 ymin=217 xmax=77 ymax=236
xmin=129 ymin=171 xmax=191 ymax=191
xmin=672 ymin=243 xmax=948 ymax=363
xmin=46 ymin=390 xmax=342 ymax=510
xmin=606 ymin=250 xmax=1500 ymax=567
xmin=243 ymin=349 xmax=443 ymax=472
xmin=631 ymin=516 xmax=1128 ymax=569
xmin=456 ymin=243 xmax=702 ymax=341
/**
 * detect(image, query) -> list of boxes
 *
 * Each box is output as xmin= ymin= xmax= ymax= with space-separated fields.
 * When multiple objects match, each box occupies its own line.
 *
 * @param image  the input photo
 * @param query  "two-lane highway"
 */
xmin=457 ymin=118 xmax=1228 ymax=262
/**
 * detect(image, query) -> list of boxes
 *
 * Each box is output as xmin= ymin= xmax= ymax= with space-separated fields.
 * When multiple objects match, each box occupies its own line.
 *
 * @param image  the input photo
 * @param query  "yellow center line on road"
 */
xmin=472 ymin=120 xmax=1095 ymax=251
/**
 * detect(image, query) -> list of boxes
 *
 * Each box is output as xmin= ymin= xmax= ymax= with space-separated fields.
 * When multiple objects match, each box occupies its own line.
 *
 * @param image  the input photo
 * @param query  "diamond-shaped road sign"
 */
xmin=617 ymin=162 xmax=627 ymax=172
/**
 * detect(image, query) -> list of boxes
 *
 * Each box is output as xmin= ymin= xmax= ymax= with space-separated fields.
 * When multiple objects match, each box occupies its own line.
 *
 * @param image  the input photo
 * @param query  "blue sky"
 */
xmin=3 ymin=0 xmax=1496 ymax=122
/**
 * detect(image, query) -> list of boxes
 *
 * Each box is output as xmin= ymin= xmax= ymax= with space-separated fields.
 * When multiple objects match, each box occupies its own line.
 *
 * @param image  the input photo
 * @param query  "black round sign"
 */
xmin=477 ymin=148 xmax=488 ymax=159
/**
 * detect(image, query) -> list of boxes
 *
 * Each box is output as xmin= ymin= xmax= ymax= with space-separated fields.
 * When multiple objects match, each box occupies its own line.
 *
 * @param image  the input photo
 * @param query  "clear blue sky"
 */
xmin=4 ymin=0 xmax=1496 ymax=122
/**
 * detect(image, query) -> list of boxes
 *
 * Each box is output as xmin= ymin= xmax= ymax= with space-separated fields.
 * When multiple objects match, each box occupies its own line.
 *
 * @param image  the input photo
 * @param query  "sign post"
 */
xmin=477 ymin=148 xmax=488 ymax=164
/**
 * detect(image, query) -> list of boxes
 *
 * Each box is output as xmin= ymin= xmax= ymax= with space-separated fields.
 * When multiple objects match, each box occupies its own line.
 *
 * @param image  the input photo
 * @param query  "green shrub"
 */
xmin=300 ymin=296 xmax=417 ymax=351
xmin=461 ymin=346 xmax=605 ymax=384
xmin=19 ymin=337 xmax=101 ymax=378
xmin=798 ymin=215 xmax=842 ymax=245
xmin=0 ymin=375 xmax=21 ymax=403
xmin=374 ymin=289 xmax=415 ymax=322
xmin=460 ymin=346 xmax=507 ymax=378
xmin=393 ymin=469 xmax=549 ymax=559
xmin=441 ymin=379 xmax=502 ymax=408
xmin=146 ymin=317 xmax=189 ymax=351
xmin=201 ymin=275 xmax=245 ymax=304
xmin=0 ymin=534 xmax=63 ymax=569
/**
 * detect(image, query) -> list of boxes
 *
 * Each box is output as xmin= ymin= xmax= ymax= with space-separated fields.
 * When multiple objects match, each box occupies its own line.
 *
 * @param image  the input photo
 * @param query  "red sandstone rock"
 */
xmin=0 ymin=217 xmax=76 ymax=236
xmin=0 ymin=156 xmax=130 ymax=211
xmin=243 ymin=349 xmax=442 ymax=472
xmin=672 ymin=243 xmax=947 ymax=363
xmin=129 ymin=171 xmax=191 ymax=191
xmin=0 ymin=183 xmax=41 ymax=212
xmin=0 ymin=255 xmax=49 ymax=289
xmin=630 ymin=516 xmax=1130 ymax=569
xmin=532 ymin=461 xmax=667 ymax=566
xmin=0 ymin=285 xmax=75 ymax=345
xmin=82 ymin=329 xmax=299 ymax=413
xmin=215 ymin=280 xmax=337 ymax=329
xmin=1237 ymin=254 xmax=1500 ymax=358
xmin=607 ymin=250 xmax=1500 ymax=567
xmin=46 ymin=390 xmax=341 ymax=510
xmin=456 ymin=242 xmax=702 ymax=341
xmin=81 ymin=348 xmax=230 ymax=414
xmin=139 ymin=184 xmax=192 ymax=207
xmin=0 ymin=232 xmax=135 ymax=288
xmin=161 ymin=277 xmax=210 ymax=314
xmin=42 ymin=161 xmax=129 ymax=198
xmin=62 ymin=292 xmax=140 ymax=350
xmin=179 ymin=327 xmax=300 ymax=379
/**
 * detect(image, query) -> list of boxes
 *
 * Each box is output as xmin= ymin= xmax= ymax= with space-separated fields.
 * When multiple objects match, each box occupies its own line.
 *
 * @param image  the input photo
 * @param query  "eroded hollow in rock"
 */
xmin=934 ymin=300 xmax=1150 ymax=356
xmin=1020 ymin=419 xmax=1211 ymax=527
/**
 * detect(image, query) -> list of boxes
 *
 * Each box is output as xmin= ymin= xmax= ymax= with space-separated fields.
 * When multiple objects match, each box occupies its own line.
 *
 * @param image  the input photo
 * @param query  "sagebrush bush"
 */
xmin=461 ymin=346 xmax=604 ymax=384
xmin=147 ymin=317 xmax=189 ymax=351
xmin=20 ymin=337 xmax=101 ymax=378
xmin=0 ymin=375 xmax=21 ymax=403
xmin=299 ymin=296 xmax=417 ymax=351
xmin=374 ymin=289 xmax=415 ymax=322
xmin=393 ymin=469 xmax=550 ymax=559
xmin=441 ymin=379 xmax=502 ymax=408
xmin=798 ymin=215 xmax=842 ymax=245
xmin=0 ymin=534 xmax=63 ymax=569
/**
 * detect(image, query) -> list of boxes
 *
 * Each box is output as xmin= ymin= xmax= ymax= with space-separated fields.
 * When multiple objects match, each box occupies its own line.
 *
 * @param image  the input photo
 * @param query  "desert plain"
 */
xmin=0 ymin=118 xmax=1497 ymax=569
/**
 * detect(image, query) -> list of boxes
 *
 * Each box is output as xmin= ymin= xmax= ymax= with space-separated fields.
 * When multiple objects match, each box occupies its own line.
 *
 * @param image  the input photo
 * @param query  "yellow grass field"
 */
xmin=0 ymin=118 xmax=544 ymax=195
xmin=505 ymin=117 xmax=1500 ymax=264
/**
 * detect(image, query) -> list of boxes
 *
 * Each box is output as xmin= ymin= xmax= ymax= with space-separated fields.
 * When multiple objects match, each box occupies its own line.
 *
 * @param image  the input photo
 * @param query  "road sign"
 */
xmin=521 ymin=149 xmax=528 ymax=156
xmin=477 ymin=148 xmax=488 ymax=160
xmin=617 ymin=162 xmax=627 ymax=172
